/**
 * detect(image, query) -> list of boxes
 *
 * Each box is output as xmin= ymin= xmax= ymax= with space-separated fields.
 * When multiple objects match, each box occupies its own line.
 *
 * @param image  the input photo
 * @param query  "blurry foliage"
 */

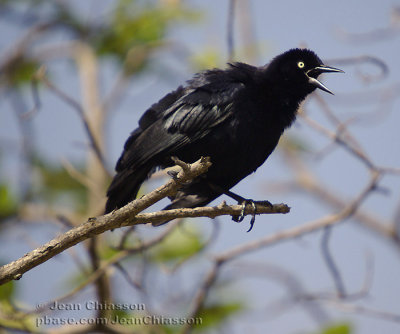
xmin=150 ymin=224 xmax=204 ymax=262
xmin=107 ymin=309 xmax=190 ymax=334
xmin=0 ymin=56 xmax=39 ymax=87
xmin=190 ymin=48 xmax=222 ymax=71
xmin=195 ymin=301 xmax=243 ymax=331
xmin=0 ymin=184 xmax=17 ymax=220
xmin=314 ymin=323 xmax=352 ymax=334
xmin=0 ymin=278 xmax=36 ymax=332
xmin=99 ymin=242 xmax=122 ymax=261
xmin=33 ymin=158 xmax=88 ymax=212
xmin=1 ymin=0 xmax=202 ymax=86
xmin=95 ymin=0 xmax=201 ymax=74
xmin=0 ymin=278 xmax=14 ymax=301
xmin=61 ymin=224 xmax=245 ymax=333
xmin=280 ymin=134 xmax=312 ymax=155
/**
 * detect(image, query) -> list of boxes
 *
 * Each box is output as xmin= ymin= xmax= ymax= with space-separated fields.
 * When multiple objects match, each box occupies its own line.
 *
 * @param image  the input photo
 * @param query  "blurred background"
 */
xmin=0 ymin=0 xmax=400 ymax=333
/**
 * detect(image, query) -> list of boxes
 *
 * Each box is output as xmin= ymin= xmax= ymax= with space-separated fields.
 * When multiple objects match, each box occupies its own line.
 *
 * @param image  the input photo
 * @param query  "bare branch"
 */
xmin=325 ymin=55 xmax=389 ymax=83
xmin=321 ymin=227 xmax=347 ymax=297
xmin=0 ymin=157 xmax=206 ymax=284
xmin=0 ymin=157 xmax=289 ymax=286
xmin=273 ymin=149 xmax=398 ymax=243
xmin=134 ymin=201 xmax=289 ymax=224
xmin=35 ymin=65 xmax=108 ymax=174
xmin=313 ymin=297 xmax=400 ymax=323
xmin=300 ymin=113 xmax=376 ymax=170
xmin=180 ymin=170 xmax=380 ymax=332
xmin=227 ymin=0 xmax=236 ymax=62
xmin=215 ymin=170 xmax=380 ymax=263
xmin=180 ymin=261 xmax=221 ymax=334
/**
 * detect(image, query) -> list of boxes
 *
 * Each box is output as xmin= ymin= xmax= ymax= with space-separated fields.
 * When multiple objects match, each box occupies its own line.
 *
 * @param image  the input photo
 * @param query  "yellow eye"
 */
xmin=297 ymin=61 xmax=305 ymax=69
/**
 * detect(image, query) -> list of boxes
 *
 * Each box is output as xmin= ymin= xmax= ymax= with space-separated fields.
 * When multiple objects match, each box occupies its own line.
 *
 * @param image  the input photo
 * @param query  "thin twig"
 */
xmin=274 ymin=149 xmax=397 ymax=244
xmin=35 ymin=66 xmax=108 ymax=174
xmin=215 ymin=170 xmax=380 ymax=263
xmin=227 ymin=0 xmax=236 ymax=62
xmin=321 ymin=227 xmax=347 ymax=297
xmin=180 ymin=261 xmax=222 ymax=334
xmin=300 ymin=113 xmax=376 ymax=170
xmin=27 ymin=224 xmax=178 ymax=316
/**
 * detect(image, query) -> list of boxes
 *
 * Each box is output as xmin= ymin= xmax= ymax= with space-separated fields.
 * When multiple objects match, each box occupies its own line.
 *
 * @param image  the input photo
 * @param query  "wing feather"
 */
xmin=118 ymin=71 xmax=247 ymax=171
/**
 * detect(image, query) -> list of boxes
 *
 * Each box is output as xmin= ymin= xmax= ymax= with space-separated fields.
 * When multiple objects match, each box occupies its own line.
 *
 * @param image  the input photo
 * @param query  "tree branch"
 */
xmin=215 ymin=170 xmax=379 ymax=263
xmin=0 ymin=156 xmax=289 ymax=286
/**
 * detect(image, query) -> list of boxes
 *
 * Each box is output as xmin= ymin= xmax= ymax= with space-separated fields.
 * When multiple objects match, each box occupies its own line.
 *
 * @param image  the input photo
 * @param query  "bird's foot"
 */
xmin=232 ymin=199 xmax=273 ymax=232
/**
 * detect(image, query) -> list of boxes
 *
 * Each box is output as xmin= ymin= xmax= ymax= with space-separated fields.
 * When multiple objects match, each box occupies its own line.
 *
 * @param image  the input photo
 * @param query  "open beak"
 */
xmin=307 ymin=65 xmax=344 ymax=95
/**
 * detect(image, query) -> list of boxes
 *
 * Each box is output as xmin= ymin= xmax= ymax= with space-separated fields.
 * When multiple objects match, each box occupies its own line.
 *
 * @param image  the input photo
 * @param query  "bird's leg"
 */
xmin=206 ymin=181 xmax=272 ymax=232
xmin=206 ymin=181 xmax=246 ymax=203
xmin=223 ymin=189 xmax=247 ymax=203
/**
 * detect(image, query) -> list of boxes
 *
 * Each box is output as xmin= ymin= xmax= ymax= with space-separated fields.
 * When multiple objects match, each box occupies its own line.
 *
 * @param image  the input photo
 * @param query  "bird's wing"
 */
xmin=162 ymin=84 xmax=240 ymax=134
xmin=138 ymin=85 xmax=186 ymax=130
xmin=117 ymin=80 xmax=245 ymax=171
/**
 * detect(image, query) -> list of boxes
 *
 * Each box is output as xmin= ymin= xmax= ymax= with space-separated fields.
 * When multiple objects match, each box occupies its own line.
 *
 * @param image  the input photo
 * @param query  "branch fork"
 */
xmin=0 ymin=157 xmax=289 ymax=285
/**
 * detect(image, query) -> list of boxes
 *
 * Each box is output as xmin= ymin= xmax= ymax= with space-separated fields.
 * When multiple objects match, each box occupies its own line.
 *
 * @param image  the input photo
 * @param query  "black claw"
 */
xmin=232 ymin=199 xmax=247 ymax=222
xmin=246 ymin=201 xmax=257 ymax=232
xmin=232 ymin=199 xmax=257 ymax=231
xmin=247 ymin=215 xmax=256 ymax=232
xmin=238 ymin=201 xmax=247 ymax=222
xmin=232 ymin=199 xmax=272 ymax=232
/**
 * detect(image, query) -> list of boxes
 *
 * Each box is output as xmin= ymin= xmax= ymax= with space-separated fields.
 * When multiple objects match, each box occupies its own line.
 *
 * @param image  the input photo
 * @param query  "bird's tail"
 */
xmin=105 ymin=167 xmax=151 ymax=214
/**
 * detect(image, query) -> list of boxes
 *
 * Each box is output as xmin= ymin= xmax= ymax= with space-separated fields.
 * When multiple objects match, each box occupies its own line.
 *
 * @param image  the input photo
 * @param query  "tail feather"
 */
xmin=105 ymin=167 xmax=151 ymax=213
xmin=106 ymin=170 xmax=222 ymax=227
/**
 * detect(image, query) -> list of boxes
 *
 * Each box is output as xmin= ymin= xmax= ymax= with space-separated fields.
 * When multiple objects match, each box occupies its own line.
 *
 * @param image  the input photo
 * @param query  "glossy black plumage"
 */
xmin=105 ymin=48 xmax=342 ymax=219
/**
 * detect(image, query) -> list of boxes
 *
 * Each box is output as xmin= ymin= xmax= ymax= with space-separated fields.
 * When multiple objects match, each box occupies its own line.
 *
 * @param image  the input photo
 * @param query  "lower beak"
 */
xmin=307 ymin=65 xmax=344 ymax=95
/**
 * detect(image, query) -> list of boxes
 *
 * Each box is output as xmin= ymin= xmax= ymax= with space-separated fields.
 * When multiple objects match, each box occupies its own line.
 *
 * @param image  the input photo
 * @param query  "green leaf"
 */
xmin=1 ymin=57 xmax=39 ymax=87
xmin=322 ymin=323 xmax=352 ymax=334
xmin=94 ymin=0 xmax=201 ymax=74
xmin=0 ymin=280 xmax=14 ymax=301
xmin=313 ymin=323 xmax=352 ymax=334
xmin=0 ymin=184 xmax=17 ymax=220
xmin=195 ymin=301 xmax=243 ymax=330
xmin=0 ymin=281 xmax=37 ymax=333
xmin=190 ymin=49 xmax=222 ymax=71
xmin=33 ymin=158 xmax=88 ymax=211
xmin=150 ymin=225 xmax=204 ymax=262
xmin=99 ymin=243 xmax=121 ymax=261
xmin=0 ymin=305 xmax=38 ymax=333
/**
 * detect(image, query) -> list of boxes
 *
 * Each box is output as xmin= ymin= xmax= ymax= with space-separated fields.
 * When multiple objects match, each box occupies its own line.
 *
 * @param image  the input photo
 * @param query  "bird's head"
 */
xmin=267 ymin=48 xmax=343 ymax=96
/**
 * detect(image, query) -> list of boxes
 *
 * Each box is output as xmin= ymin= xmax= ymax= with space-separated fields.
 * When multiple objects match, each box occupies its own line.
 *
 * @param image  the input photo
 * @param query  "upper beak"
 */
xmin=306 ymin=65 xmax=344 ymax=95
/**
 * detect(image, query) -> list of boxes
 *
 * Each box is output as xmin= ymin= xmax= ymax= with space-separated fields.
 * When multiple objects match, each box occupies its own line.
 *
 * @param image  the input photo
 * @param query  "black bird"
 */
xmin=105 ymin=48 xmax=342 ymax=227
